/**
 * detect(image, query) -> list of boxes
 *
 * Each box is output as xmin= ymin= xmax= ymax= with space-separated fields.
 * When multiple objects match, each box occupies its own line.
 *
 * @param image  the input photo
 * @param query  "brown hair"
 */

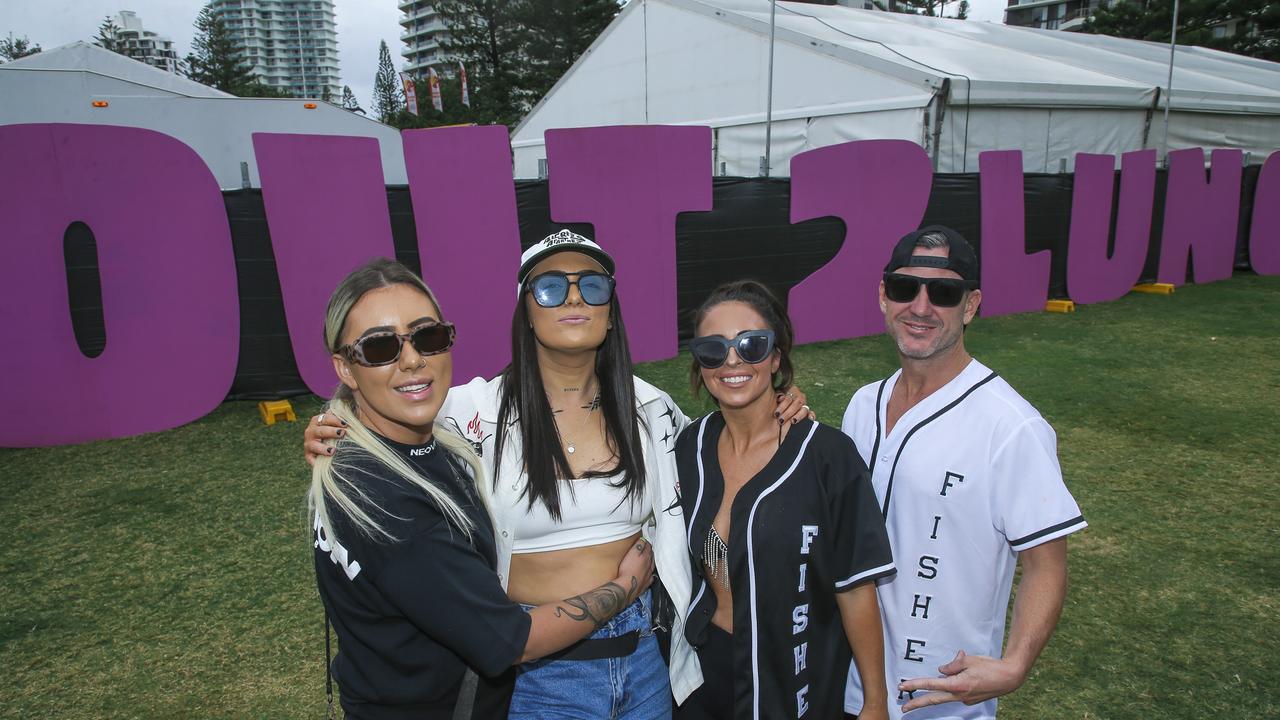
xmin=688 ymin=279 xmax=795 ymax=400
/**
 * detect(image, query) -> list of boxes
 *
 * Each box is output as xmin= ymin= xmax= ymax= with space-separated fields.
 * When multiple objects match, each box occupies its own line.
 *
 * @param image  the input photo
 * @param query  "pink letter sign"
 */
xmin=253 ymin=133 xmax=398 ymax=397
xmin=980 ymin=150 xmax=1051 ymax=317
xmin=1157 ymin=148 xmax=1243 ymax=285
xmin=1249 ymin=151 xmax=1280 ymax=276
xmin=0 ymin=124 xmax=238 ymax=447
xmin=788 ymin=140 xmax=933 ymax=343
xmin=403 ymin=126 xmax=520 ymax=381
xmin=545 ymin=126 xmax=712 ymax=362
xmin=1066 ymin=150 xmax=1156 ymax=304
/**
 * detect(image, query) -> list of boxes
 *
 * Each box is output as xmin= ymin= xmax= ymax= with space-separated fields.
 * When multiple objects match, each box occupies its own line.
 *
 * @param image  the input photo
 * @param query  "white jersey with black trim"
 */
xmin=841 ymin=359 xmax=1086 ymax=720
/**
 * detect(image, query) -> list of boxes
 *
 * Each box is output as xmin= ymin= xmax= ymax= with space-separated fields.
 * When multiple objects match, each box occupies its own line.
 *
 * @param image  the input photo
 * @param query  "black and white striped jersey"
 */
xmin=677 ymin=415 xmax=895 ymax=720
xmin=842 ymin=359 xmax=1087 ymax=720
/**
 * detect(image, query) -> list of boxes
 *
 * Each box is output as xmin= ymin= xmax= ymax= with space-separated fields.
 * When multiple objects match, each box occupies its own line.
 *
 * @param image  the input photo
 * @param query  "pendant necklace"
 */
xmin=557 ymin=392 xmax=601 ymax=455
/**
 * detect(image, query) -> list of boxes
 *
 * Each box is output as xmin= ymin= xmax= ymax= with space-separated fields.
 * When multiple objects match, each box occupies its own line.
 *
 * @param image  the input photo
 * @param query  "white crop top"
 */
xmin=511 ymin=472 xmax=653 ymax=554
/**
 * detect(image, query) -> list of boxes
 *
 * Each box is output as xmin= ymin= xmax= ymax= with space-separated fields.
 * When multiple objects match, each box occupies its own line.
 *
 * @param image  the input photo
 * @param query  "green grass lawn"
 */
xmin=2 ymin=275 xmax=1277 ymax=718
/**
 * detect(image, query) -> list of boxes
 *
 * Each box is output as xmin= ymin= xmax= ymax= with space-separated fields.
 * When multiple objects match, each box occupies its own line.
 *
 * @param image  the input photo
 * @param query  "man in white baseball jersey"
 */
xmin=842 ymin=226 xmax=1086 ymax=719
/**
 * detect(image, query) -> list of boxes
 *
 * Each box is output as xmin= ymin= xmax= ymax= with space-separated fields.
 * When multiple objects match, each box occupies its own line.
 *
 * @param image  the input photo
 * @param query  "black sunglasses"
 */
xmin=340 ymin=322 xmax=456 ymax=367
xmin=526 ymin=271 xmax=616 ymax=308
xmin=883 ymin=273 xmax=976 ymax=308
xmin=689 ymin=329 xmax=776 ymax=369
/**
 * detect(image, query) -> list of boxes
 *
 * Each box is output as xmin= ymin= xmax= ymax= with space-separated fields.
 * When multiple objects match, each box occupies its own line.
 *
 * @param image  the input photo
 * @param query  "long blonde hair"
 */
xmin=307 ymin=258 xmax=490 ymax=547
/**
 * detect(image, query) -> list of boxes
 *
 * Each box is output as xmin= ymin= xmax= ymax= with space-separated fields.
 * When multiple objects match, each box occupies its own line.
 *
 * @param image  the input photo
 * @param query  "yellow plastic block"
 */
xmin=1045 ymin=299 xmax=1076 ymax=313
xmin=258 ymin=399 xmax=297 ymax=426
xmin=1131 ymin=283 xmax=1175 ymax=295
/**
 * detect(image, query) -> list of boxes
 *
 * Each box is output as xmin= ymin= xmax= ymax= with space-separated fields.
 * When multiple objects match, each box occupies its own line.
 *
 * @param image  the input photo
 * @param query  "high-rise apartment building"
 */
xmin=1004 ymin=0 xmax=1103 ymax=31
xmin=399 ymin=1 xmax=450 ymax=75
xmin=210 ymin=0 xmax=341 ymax=99
xmin=112 ymin=11 xmax=179 ymax=73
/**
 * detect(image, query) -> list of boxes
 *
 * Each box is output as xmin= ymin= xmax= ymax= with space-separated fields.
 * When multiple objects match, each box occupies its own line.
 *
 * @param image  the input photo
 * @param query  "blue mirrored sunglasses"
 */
xmin=526 ymin=271 xmax=616 ymax=308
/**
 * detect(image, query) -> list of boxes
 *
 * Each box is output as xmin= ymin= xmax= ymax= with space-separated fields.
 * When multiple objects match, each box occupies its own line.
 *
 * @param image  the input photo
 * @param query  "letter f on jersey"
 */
xmin=800 ymin=525 xmax=819 ymax=555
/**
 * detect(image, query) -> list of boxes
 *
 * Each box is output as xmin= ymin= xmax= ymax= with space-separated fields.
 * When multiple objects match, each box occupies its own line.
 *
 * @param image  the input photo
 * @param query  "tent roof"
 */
xmin=692 ymin=0 xmax=1280 ymax=112
xmin=0 ymin=41 xmax=234 ymax=98
xmin=514 ymin=0 xmax=1280 ymax=142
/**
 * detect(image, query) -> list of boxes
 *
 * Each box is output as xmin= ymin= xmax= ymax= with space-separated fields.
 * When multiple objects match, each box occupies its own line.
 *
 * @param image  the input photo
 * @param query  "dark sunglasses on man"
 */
xmin=340 ymin=322 xmax=456 ymax=367
xmin=882 ymin=273 xmax=977 ymax=308
xmin=526 ymin=270 xmax=616 ymax=308
xmin=689 ymin=329 xmax=776 ymax=369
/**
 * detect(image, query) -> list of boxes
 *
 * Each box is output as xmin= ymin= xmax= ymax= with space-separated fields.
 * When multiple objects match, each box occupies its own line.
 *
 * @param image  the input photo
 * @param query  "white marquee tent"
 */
xmin=511 ymin=0 xmax=1280 ymax=177
xmin=0 ymin=42 xmax=408 ymax=188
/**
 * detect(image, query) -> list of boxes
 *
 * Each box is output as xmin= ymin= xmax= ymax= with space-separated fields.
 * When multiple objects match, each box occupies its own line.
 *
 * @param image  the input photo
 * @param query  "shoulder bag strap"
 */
xmin=325 ymin=613 xmax=335 ymax=720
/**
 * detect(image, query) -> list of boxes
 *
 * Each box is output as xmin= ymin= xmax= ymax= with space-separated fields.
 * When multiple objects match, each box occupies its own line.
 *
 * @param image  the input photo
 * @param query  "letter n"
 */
xmin=0 ymin=124 xmax=238 ymax=446
xmin=1066 ymin=150 xmax=1155 ymax=304
xmin=1157 ymin=148 xmax=1243 ymax=286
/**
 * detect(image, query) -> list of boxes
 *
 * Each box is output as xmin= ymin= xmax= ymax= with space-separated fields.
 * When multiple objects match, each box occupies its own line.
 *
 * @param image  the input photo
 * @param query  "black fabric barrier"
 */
xmin=58 ymin=169 xmax=1266 ymax=399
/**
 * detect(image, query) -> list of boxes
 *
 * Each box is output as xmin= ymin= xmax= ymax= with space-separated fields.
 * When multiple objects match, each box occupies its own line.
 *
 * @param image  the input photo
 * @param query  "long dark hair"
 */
xmin=494 ymin=288 xmax=647 ymax=521
xmin=689 ymin=279 xmax=796 ymax=400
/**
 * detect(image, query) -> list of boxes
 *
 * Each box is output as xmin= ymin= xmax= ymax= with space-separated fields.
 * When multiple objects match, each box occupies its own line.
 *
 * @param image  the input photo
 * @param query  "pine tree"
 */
xmin=341 ymin=85 xmax=365 ymax=113
xmin=93 ymin=16 xmax=124 ymax=54
xmin=373 ymin=40 xmax=404 ymax=122
xmin=430 ymin=0 xmax=619 ymax=126
xmin=186 ymin=3 xmax=260 ymax=93
xmin=0 ymin=33 xmax=41 ymax=61
xmin=516 ymin=0 xmax=619 ymax=107
xmin=1084 ymin=0 xmax=1278 ymax=62
xmin=434 ymin=0 xmax=526 ymax=126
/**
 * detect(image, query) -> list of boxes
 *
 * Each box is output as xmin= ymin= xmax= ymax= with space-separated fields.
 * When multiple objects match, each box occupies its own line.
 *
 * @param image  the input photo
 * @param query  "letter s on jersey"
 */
xmin=792 ymin=604 xmax=809 ymax=634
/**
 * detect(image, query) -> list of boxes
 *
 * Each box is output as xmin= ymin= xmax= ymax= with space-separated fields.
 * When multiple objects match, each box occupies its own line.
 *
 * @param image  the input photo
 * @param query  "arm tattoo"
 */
xmin=553 ymin=576 xmax=639 ymax=630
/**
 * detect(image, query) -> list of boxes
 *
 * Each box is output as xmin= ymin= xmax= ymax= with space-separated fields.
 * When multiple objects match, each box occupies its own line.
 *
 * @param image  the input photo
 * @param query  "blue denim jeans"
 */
xmin=510 ymin=590 xmax=672 ymax=720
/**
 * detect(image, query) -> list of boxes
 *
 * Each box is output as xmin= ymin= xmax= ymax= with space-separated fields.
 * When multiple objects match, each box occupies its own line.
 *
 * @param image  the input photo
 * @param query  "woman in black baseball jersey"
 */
xmin=309 ymin=258 xmax=655 ymax=720
xmin=675 ymin=281 xmax=895 ymax=720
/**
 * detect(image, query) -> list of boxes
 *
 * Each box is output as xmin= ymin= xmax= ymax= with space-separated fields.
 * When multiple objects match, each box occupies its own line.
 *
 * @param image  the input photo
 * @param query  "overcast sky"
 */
xmin=1 ymin=0 xmax=1008 ymax=111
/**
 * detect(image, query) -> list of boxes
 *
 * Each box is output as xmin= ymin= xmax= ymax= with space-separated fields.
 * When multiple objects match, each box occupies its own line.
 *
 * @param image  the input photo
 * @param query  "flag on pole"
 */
xmin=399 ymin=72 xmax=419 ymax=116
xmin=460 ymin=62 xmax=471 ymax=107
xmin=428 ymin=67 xmax=444 ymax=112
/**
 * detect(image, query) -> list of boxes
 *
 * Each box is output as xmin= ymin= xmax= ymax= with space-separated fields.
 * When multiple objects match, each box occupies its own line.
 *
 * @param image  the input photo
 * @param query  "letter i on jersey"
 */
xmin=798 ymin=524 xmax=818 ymax=592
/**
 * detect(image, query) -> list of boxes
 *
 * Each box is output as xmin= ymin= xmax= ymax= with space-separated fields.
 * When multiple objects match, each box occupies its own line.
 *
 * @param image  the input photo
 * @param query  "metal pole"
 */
xmin=1160 ymin=0 xmax=1180 ymax=166
xmin=763 ymin=0 xmax=777 ymax=178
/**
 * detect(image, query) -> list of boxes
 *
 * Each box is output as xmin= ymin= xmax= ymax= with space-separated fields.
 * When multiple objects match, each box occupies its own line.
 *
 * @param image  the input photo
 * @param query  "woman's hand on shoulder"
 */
xmin=774 ymin=386 xmax=817 ymax=425
xmin=304 ymin=410 xmax=348 ymax=466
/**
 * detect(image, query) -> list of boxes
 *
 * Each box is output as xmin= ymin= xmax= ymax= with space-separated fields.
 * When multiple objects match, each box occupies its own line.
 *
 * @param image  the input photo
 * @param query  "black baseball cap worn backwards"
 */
xmin=517 ymin=229 xmax=617 ymax=285
xmin=884 ymin=225 xmax=980 ymax=287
